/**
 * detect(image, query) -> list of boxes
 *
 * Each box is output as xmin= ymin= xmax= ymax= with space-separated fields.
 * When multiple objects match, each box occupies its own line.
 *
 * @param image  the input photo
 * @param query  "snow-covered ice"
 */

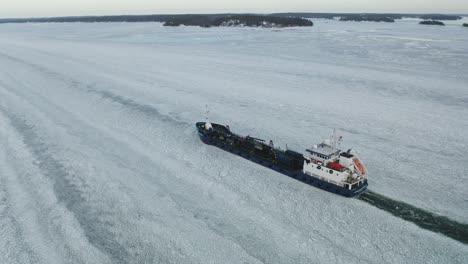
xmin=0 ymin=20 xmax=467 ymax=263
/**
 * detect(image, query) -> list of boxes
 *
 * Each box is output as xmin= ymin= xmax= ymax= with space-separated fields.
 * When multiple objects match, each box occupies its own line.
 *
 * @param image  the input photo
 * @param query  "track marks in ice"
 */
xmin=1 ymin=24 xmax=468 ymax=263
xmin=0 ymin=110 xmax=111 ymax=264
xmin=88 ymin=89 xmax=187 ymax=127
xmin=0 ymin=158 xmax=41 ymax=264
xmin=0 ymin=60 xmax=270 ymax=263
xmin=0 ymin=110 xmax=122 ymax=263
xmin=0 ymin=48 xmax=189 ymax=130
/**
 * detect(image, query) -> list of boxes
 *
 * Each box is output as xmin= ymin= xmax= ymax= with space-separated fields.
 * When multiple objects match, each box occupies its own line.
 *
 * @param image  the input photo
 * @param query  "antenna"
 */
xmin=338 ymin=135 xmax=343 ymax=149
xmin=329 ymin=129 xmax=335 ymax=150
xmin=205 ymin=105 xmax=210 ymax=122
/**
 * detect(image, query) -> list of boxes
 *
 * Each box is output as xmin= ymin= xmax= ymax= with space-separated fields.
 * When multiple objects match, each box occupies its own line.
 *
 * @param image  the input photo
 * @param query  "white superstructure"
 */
xmin=303 ymin=130 xmax=367 ymax=190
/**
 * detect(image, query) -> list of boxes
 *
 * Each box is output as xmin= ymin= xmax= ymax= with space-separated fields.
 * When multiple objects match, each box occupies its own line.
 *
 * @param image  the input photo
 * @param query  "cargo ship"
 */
xmin=196 ymin=118 xmax=368 ymax=197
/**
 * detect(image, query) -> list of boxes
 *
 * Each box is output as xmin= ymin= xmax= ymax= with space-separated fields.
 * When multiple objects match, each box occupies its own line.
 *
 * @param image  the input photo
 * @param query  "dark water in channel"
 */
xmin=359 ymin=190 xmax=468 ymax=245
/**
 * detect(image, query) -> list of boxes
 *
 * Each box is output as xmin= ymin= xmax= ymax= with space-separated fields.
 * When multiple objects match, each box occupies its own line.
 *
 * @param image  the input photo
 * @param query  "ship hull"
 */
xmin=198 ymin=131 xmax=367 ymax=198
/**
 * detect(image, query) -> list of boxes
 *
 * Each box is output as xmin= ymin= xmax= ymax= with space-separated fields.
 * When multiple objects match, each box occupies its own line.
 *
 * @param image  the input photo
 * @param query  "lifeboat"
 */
xmin=353 ymin=158 xmax=366 ymax=175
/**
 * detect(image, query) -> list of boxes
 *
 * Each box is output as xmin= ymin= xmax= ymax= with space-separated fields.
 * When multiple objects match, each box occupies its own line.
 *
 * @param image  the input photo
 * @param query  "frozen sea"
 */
xmin=0 ymin=19 xmax=467 ymax=263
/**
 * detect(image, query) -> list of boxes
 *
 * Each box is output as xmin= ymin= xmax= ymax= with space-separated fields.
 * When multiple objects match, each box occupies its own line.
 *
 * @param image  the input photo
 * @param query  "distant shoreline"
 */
xmin=0 ymin=13 xmax=465 ymax=26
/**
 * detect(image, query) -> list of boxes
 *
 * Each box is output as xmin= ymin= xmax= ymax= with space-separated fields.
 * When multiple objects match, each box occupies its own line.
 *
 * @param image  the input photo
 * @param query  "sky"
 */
xmin=1 ymin=0 xmax=468 ymax=18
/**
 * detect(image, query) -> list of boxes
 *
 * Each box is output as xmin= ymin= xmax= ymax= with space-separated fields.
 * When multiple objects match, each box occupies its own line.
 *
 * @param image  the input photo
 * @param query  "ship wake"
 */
xmin=359 ymin=190 xmax=468 ymax=244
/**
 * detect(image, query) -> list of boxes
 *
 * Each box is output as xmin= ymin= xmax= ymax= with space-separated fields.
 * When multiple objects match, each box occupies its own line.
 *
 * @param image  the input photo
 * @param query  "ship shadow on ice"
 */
xmin=358 ymin=190 xmax=468 ymax=244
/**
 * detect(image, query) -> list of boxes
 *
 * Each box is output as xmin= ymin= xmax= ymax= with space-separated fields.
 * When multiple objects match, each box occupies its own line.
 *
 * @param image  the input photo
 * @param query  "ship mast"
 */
xmin=330 ymin=129 xmax=343 ymax=151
